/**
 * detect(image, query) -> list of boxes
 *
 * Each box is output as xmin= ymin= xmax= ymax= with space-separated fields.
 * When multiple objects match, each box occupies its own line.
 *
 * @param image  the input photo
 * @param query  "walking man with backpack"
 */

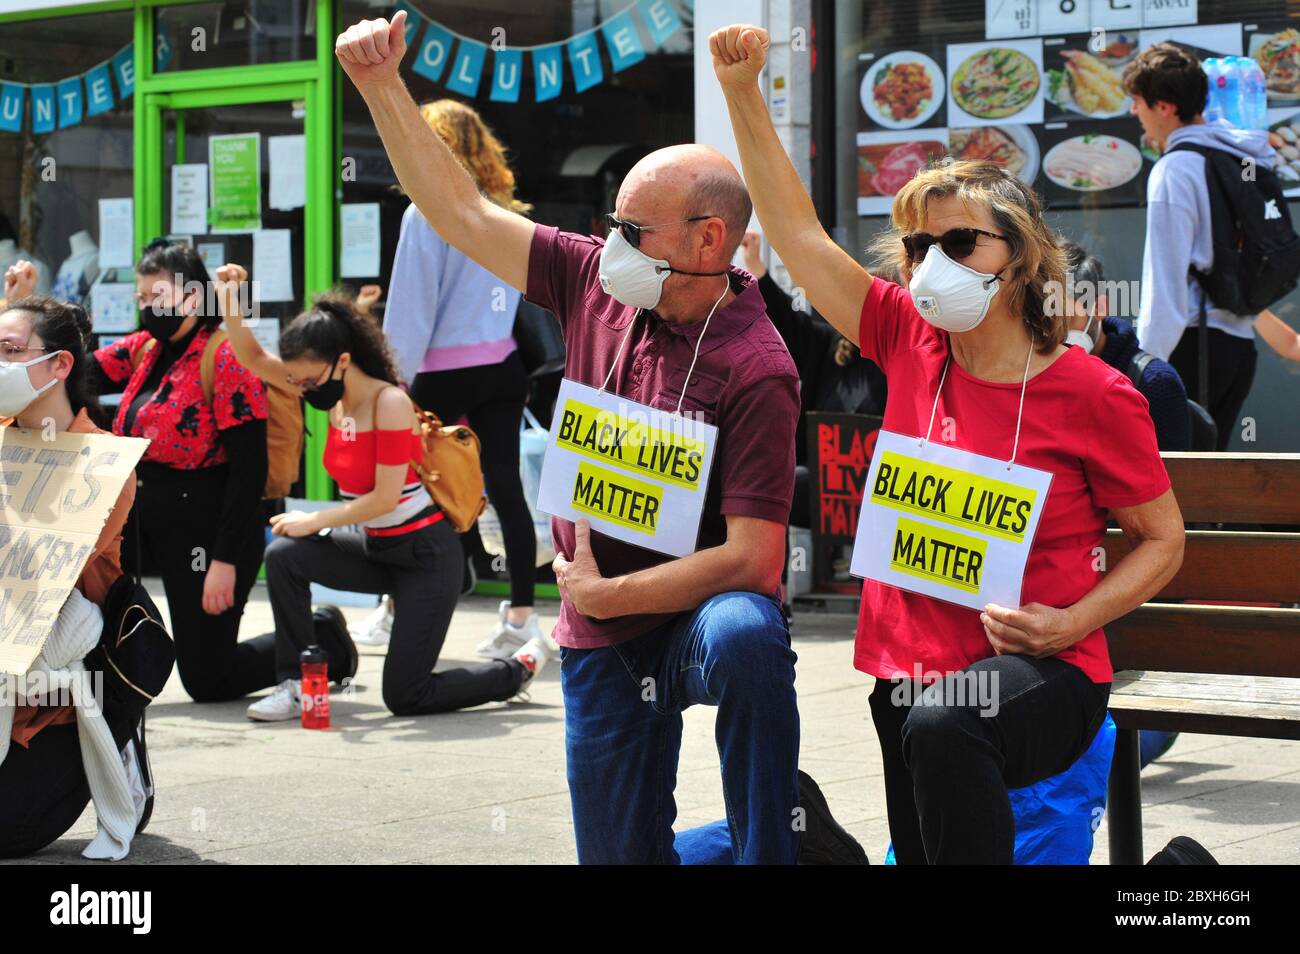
xmin=1124 ymin=43 xmax=1300 ymax=450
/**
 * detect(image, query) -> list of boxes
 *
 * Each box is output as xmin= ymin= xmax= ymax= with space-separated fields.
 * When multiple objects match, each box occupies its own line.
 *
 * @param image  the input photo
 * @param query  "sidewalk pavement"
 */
xmin=9 ymin=583 xmax=1300 ymax=865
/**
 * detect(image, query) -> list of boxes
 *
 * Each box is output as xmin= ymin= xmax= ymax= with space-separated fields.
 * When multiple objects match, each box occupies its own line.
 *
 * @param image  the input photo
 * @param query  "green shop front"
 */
xmin=0 ymin=0 xmax=696 ymax=592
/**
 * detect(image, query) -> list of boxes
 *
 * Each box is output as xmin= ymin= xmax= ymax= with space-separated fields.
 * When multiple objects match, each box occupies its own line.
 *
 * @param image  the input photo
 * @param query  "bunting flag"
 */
xmin=398 ymin=0 xmax=683 ymax=104
xmin=0 ymin=42 xmax=135 ymax=136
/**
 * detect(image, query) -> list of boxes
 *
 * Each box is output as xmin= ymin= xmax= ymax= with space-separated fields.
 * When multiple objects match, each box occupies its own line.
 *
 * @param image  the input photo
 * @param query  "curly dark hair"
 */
xmin=1 ymin=294 xmax=107 ymax=427
xmin=279 ymin=289 xmax=403 ymax=386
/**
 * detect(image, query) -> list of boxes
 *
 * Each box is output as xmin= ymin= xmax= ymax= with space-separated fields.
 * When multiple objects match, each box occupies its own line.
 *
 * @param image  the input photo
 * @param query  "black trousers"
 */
xmin=0 ymin=694 xmax=148 ymax=857
xmin=264 ymin=519 xmax=519 ymax=715
xmin=1169 ymin=327 xmax=1258 ymax=451
xmin=128 ymin=464 xmax=276 ymax=702
xmin=411 ymin=351 xmax=536 ymax=607
xmin=868 ymin=655 xmax=1110 ymax=864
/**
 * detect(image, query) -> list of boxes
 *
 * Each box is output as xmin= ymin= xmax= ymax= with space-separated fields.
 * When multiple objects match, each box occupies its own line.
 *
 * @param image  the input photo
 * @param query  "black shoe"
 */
xmin=1147 ymin=835 xmax=1219 ymax=865
xmin=126 ymin=712 xmax=155 ymax=836
xmin=797 ymin=770 xmax=869 ymax=865
xmin=312 ymin=604 xmax=358 ymax=686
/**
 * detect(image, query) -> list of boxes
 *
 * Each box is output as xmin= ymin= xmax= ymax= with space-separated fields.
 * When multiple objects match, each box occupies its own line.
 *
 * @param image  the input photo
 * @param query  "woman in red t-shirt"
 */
xmin=713 ymin=26 xmax=1185 ymax=863
xmin=210 ymin=267 xmax=551 ymax=722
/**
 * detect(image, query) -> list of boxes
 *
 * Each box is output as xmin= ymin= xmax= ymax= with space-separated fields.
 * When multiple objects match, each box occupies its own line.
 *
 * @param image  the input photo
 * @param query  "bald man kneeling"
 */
xmin=338 ymin=12 xmax=808 ymax=864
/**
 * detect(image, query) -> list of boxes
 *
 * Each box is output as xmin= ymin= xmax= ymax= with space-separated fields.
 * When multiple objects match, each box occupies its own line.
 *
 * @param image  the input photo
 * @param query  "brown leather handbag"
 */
xmin=410 ymin=404 xmax=487 ymax=533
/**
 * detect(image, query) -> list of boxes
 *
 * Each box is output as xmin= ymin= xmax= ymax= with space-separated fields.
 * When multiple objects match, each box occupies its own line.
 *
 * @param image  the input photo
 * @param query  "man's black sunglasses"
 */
xmin=605 ymin=213 xmax=715 ymax=250
xmin=902 ymin=227 xmax=1008 ymax=264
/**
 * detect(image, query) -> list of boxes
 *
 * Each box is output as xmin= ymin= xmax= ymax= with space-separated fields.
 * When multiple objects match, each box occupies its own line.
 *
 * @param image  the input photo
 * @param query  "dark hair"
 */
xmin=1 ymin=294 xmax=107 ymax=427
xmin=135 ymin=237 xmax=219 ymax=328
xmin=1059 ymin=239 xmax=1105 ymax=288
xmin=1121 ymin=43 xmax=1208 ymax=122
xmin=279 ymin=290 xmax=403 ymax=386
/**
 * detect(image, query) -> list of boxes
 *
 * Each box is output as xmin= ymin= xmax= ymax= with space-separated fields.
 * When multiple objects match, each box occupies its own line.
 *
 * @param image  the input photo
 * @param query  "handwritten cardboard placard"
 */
xmin=0 ymin=427 xmax=148 ymax=675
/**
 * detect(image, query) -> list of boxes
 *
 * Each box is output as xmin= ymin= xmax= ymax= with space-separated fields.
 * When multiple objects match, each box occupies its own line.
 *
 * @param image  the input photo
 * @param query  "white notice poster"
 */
xmin=170 ymin=163 xmax=208 ymax=235
xmin=340 ymin=203 xmax=380 ymax=278
xmin=97 ymin=198 xmax=134 ymax=269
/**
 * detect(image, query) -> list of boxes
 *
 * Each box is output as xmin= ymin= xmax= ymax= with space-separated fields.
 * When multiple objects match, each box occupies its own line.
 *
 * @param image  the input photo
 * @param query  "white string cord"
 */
xmin=599 ymin=308 xmax=641 ymax=394
xmin=674 ymin=278 xmax=731 ymax=416
xmin=920 ymin=339 xmax=1035 ymax=470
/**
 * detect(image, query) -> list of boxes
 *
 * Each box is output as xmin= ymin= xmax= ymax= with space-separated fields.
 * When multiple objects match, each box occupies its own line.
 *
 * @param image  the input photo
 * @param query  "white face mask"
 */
xmin=908 ymin=245 xmax=1003 ymax=333
xmin=598 ymin=225 xmax=727 ymax=310
xmin=1066 ymin=316 xmax=1098 ymax=352
xmin=0 ymin=350 xmax=61 ymax=417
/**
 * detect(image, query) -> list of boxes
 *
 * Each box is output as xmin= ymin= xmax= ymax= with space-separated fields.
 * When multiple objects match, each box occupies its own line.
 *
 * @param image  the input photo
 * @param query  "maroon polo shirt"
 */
xmin=526 ymin=224 xmax=800 ymax=649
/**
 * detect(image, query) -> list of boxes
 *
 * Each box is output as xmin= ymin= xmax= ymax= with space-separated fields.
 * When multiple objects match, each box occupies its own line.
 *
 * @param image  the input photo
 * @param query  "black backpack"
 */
xmin=1166 ymin=142 xmax=1300 ymax=316
xmin=1125 ymin=350 xmax=1218 ymax=452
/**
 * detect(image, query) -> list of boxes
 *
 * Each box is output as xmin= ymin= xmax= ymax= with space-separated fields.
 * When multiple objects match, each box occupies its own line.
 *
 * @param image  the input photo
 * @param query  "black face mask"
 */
xmin=303 ymin=359 xmax=344 ymax=410
xmin=141 ymin=304 xmax=186 ymax=342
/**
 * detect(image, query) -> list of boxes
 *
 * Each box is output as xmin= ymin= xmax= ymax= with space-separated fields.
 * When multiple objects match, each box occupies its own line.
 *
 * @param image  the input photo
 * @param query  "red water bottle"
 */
xmin=300 ymin=645 xmax=331 ymax=730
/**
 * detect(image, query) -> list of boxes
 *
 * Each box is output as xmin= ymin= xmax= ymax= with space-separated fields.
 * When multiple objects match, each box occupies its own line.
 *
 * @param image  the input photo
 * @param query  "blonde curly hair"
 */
xmin=411 ymin=99 xmax=532 ymax=215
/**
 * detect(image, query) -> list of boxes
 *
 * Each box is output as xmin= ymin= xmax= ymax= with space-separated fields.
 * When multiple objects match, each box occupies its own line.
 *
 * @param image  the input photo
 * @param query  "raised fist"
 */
xmin=708 ymin=24 xmax=770 ymax=92
xmin=335 ymin=12 xmax=409 ymax=90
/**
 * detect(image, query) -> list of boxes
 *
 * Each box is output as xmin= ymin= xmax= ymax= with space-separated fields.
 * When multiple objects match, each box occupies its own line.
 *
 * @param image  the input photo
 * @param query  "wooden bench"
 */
xmin=1101 ymin=453 xmax=1300 ymax=865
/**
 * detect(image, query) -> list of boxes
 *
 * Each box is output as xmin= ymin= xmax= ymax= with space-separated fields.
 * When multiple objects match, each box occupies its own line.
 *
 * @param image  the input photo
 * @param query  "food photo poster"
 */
xmin=855 ymin=15 xmax=1296 ymax=217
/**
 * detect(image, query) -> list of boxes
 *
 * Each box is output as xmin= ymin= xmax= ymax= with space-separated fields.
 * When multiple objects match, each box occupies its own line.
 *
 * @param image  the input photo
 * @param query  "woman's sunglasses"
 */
xmin=605 ymin=212 xmax=713 ymax=250
xmin=902 ymin=227 xmax=1008 ymax=264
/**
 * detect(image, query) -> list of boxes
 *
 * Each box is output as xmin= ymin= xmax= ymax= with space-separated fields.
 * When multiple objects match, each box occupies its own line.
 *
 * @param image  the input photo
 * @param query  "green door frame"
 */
xmin=133 ymin=0 xmax=337 ymax=500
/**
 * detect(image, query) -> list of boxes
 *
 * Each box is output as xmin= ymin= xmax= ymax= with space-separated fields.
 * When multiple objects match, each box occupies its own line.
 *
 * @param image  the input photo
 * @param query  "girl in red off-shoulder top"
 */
xmin=210 ymin=267 xmax=549 ymax=722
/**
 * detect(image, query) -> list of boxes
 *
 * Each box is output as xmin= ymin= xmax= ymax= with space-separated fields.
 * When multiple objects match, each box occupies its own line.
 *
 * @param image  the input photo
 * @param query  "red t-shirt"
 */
xmin=855 ymin=277 xmax=1171 ymax=684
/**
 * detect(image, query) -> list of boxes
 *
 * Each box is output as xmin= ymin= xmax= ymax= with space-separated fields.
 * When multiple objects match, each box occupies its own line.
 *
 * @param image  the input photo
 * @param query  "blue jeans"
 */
xmin=561 ymin=591 xmax=800 ymax=864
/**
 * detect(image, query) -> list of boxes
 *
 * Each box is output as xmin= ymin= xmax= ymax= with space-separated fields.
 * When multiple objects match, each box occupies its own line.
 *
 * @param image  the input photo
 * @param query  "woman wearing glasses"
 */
xmin=209 ymin=267 xmax=550 ymax=721
xmin=712 ymin=25 xmax=1185 ymax=863
xmin=0 ymin=295 xmax=173 ymax=859
xmin=89 ymin=239 xmax=282 ymax=704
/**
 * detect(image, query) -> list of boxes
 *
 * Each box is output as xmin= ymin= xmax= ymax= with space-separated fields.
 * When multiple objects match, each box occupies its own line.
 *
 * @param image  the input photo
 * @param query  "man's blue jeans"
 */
xmin=561 ymin=591 xmax=800 ymax=864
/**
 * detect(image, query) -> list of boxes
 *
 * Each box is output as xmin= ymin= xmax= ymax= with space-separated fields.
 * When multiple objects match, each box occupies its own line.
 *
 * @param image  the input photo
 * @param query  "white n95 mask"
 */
xmin=908 ymin=245 xmax=1003 ymax=333
xmin=598 ymin=226 xmax=729 ymax=311
xmin=599 ymin=227 xmax=672 ymax=310
xmin=0 ymin=351 xmax=61 ymax=417
xmin=1066 ymin=315 xmax=1098 ymax=353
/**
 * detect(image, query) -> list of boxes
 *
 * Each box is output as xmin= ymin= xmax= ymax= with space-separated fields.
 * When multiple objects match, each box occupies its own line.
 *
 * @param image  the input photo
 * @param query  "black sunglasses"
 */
xmin=902 ymin=227 xmax=1008 ymax=264
xmin=605 ymin=213 xmax=714 ymax=250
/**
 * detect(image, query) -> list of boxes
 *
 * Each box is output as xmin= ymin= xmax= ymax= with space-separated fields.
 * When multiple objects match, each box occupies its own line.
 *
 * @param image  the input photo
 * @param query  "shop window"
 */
xmin=154 ymin=0 xmax=314 ymax=73
xmin=0 ymin=8 xmax=134 ymax=317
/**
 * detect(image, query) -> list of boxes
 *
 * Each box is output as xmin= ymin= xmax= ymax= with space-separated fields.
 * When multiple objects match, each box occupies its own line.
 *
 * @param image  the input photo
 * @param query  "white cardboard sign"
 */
xmin=851 ymin=429 xmax=1053 ymax=611
xmin=535 ymin=379 xmax=718 ymax=557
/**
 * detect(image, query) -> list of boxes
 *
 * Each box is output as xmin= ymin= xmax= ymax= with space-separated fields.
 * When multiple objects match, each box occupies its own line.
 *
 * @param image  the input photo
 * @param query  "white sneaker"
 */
xmin=509 ymin=635 xmax=554 ymax=702
xmin=350 ymin=600 xmax=393 ymax=647
xmin=476 ymin=602 xmax=541 ymax=661
xmin=246 ymin=679 xmax=301 ymax=722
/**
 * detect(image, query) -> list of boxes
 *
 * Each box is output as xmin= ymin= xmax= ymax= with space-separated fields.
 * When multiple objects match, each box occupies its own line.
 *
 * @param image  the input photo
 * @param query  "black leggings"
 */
xmin=127 ymin=465 xmax=276 ymax=702
xmin=1169 ymin=327 xmax=1257 ymax=451
xmin=868 ymin=654 xmax=1110 ymax=864
xmin=264 ymin=519 xmax=519 ymax=715
xmin=411 ymin=351 xmax=536 ymax=607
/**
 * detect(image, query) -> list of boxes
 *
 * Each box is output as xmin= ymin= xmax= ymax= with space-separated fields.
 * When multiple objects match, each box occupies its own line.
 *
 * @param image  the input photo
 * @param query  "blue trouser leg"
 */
xmin=563 ymin=591 xmax=800 ymax=865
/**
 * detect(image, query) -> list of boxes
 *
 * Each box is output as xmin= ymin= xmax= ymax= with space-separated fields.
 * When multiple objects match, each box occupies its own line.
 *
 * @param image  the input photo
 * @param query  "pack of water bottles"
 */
xmin=1203 ymin=56 xmax=1269 ymax=129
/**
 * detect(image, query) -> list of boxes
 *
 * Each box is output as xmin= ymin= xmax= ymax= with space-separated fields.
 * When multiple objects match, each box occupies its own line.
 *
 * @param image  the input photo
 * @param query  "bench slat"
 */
xmin=1103 ymin=529 xmax=1300 ymax=601
xmin=1162 ymin=453 xmax=1300 ymax=524
xmin=1112 ymin=672 xmax=1300 ymax=704
xmin=1106 ymin=605 xmax=1300 ymax=677
xmin=1110 ymin=670 xmax=1300 ymax=740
